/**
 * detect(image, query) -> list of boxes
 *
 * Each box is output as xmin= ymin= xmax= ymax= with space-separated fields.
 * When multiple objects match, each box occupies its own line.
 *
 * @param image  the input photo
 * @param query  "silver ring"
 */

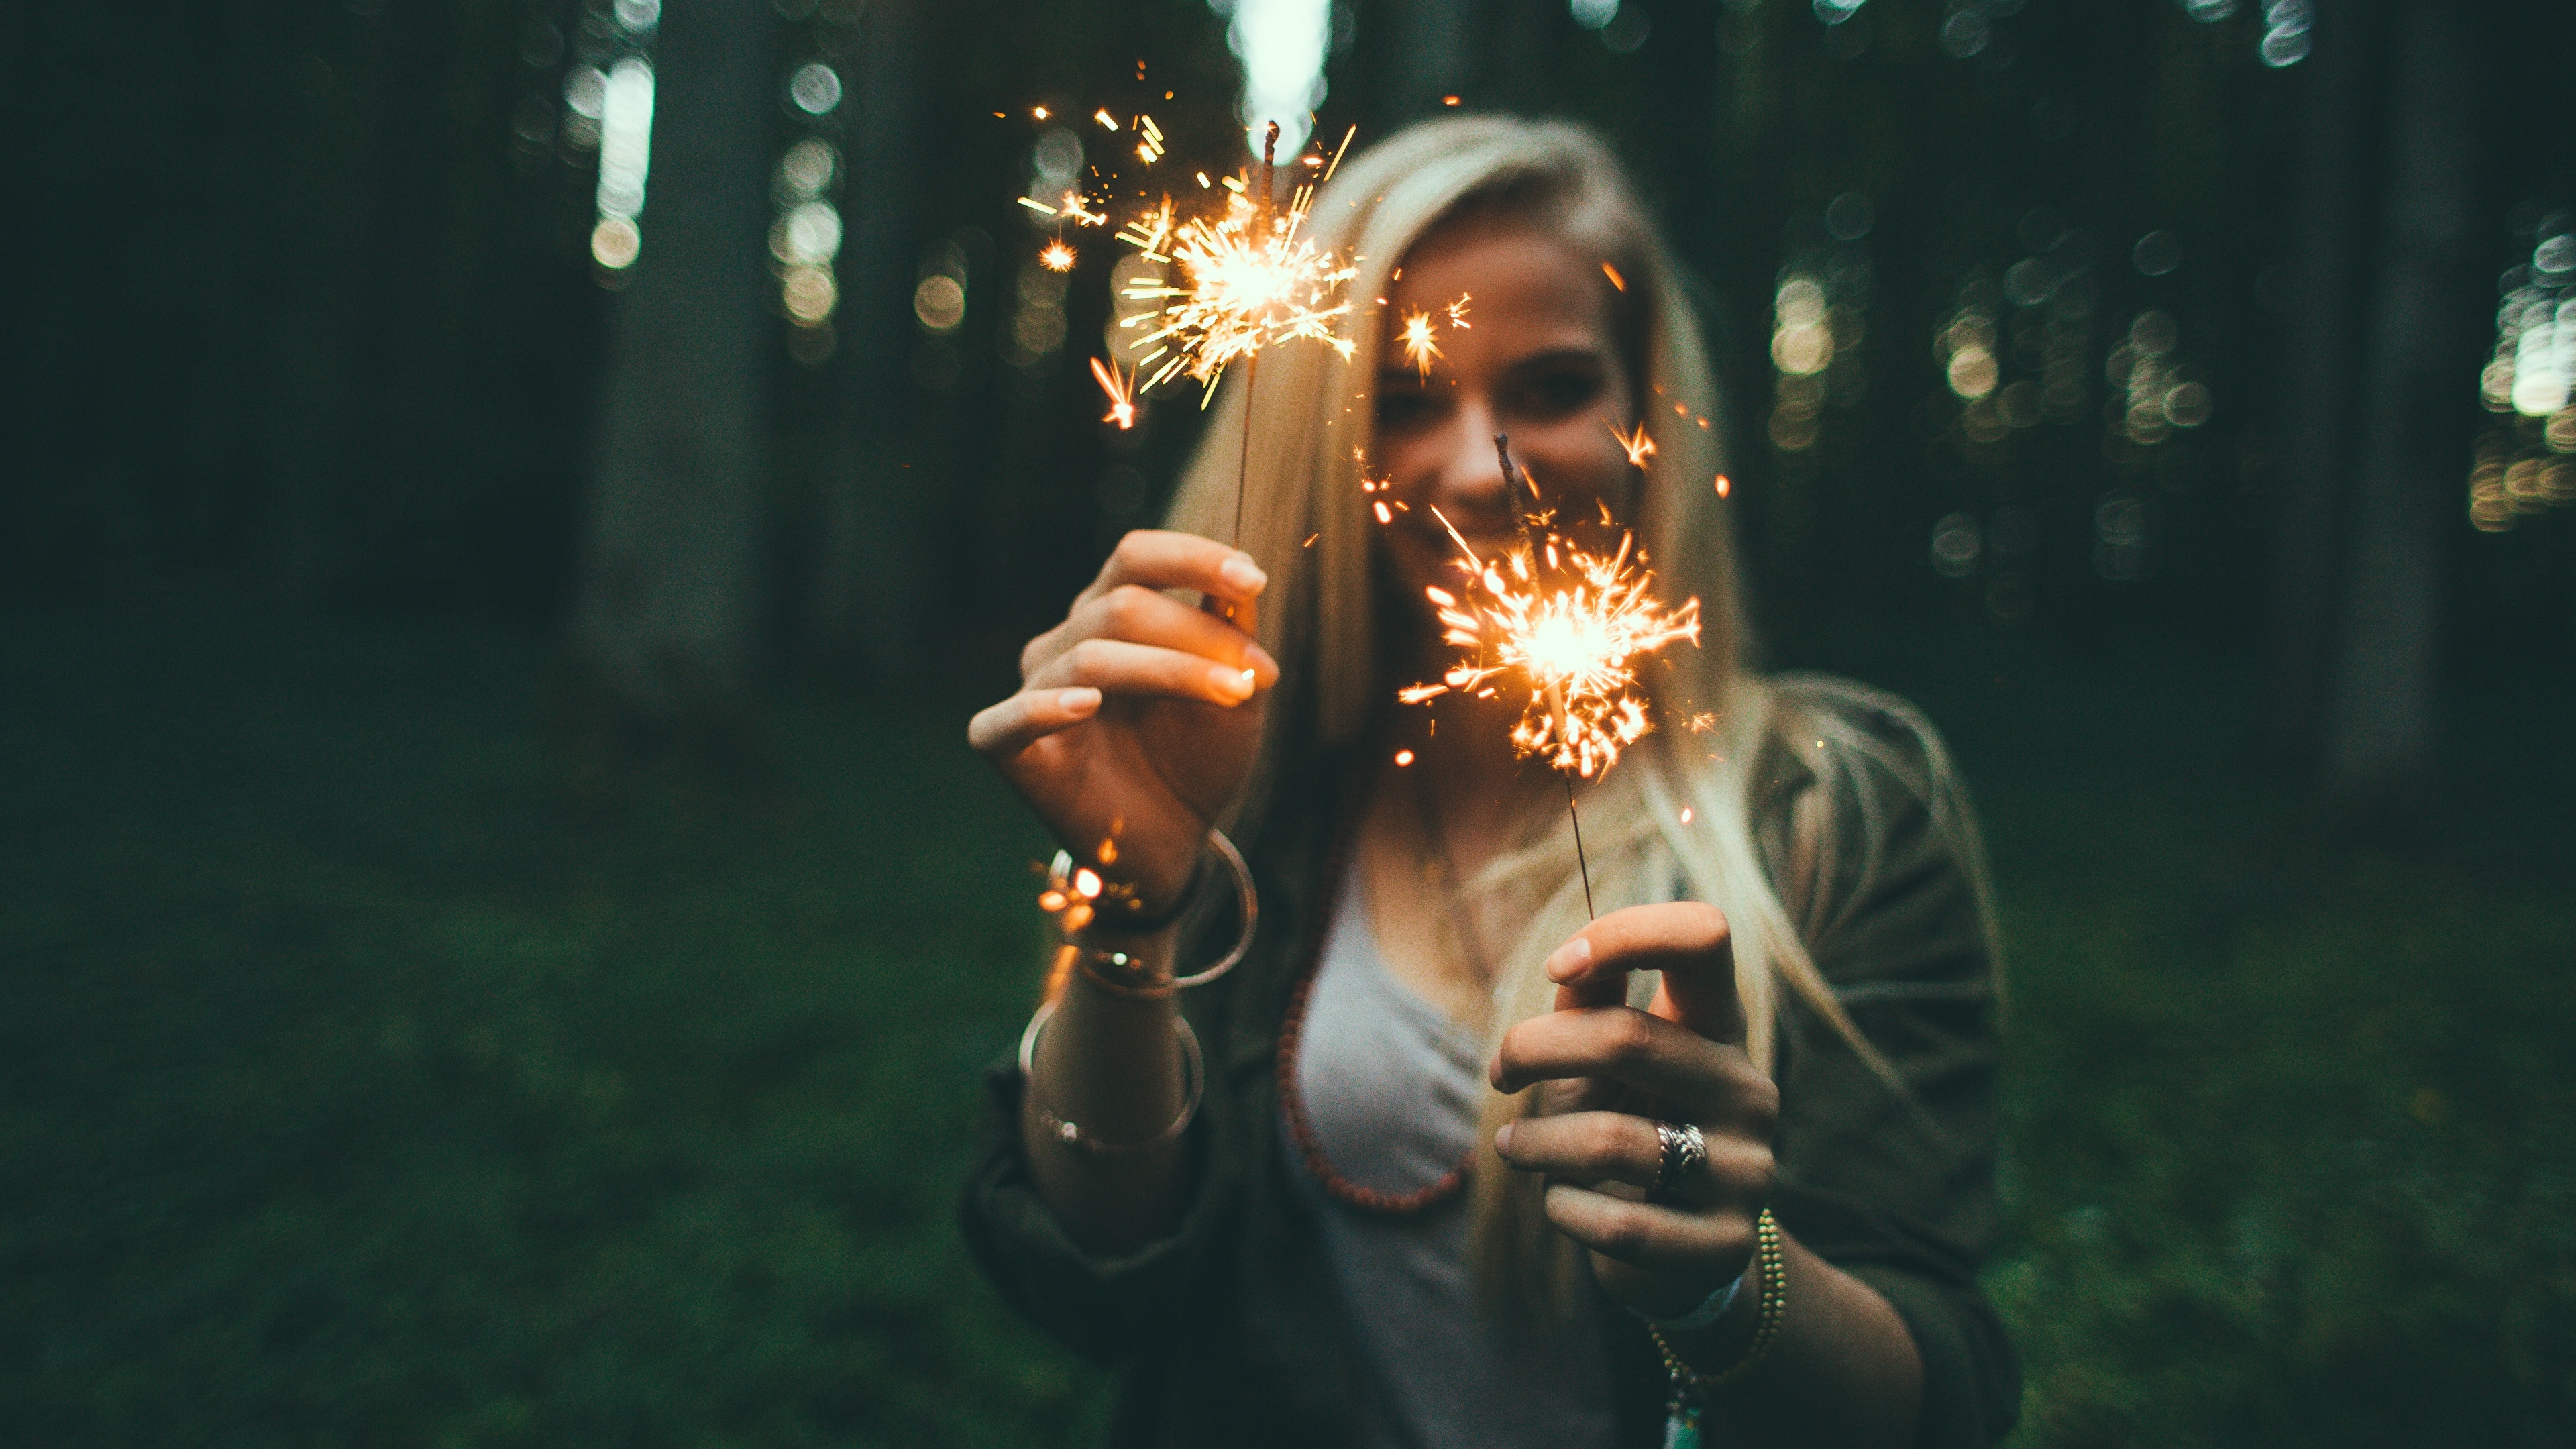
xmin=1653 ymin=1120 xmax=1707 ymax=1195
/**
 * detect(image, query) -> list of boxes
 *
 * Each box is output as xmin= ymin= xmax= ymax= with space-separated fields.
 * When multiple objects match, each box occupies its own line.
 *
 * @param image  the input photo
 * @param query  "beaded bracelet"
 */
xmin=1017 ymin=996 xmax=1203 ymax=1155
xmin=1651 ymin=1207 xmax=1788 ymax=1409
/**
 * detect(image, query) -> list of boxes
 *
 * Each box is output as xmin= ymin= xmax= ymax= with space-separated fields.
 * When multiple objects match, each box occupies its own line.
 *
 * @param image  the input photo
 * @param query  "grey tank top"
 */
xmin=1281 ymin=869 xmax=1621 ymax=1449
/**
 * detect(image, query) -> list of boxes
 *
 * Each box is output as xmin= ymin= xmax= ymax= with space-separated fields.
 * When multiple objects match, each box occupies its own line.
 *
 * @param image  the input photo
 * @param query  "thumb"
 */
xmin=1543 ymin=902 xmax=1746 ymax=1046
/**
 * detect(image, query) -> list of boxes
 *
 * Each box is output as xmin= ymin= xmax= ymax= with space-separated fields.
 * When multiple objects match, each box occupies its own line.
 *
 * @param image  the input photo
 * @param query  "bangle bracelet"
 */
xmin=1063 ymin=943 xmax=1178 ymax=1000
xmin=1017 ymin=996 xmax=1203 ymax=1155
xmin=1632 ymin=1264 xmax=1745 ymax=1334
xmin=1651 ymin=1208 xmax=1787 ymax=1401
xmin=1055 ymin=828 xmax=1256 ymax=989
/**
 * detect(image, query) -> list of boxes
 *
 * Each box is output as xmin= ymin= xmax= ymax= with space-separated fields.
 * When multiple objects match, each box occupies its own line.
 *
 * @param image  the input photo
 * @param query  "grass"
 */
xmin=1 ymin=598 xmax=2568 ymax=1446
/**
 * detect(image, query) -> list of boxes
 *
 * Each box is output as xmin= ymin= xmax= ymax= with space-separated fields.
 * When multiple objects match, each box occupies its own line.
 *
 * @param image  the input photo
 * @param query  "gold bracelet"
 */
xmin=1651 ymin=1208 xmax=1787 ymax=1397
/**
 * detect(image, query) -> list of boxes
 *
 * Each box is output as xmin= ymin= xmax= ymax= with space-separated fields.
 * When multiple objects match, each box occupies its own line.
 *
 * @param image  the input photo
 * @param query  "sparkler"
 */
xmin=1393 ymin=435 xmax=1703 ymax=917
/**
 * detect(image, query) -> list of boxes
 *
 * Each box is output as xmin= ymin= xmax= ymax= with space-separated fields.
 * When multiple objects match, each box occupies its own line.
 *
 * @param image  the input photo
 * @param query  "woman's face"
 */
xmin=1372 ymin=221 xmax=1640 ymax=623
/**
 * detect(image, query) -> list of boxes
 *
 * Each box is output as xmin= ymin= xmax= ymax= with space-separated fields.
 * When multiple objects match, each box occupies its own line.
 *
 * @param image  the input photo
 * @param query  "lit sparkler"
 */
xmin=1116 ymin=122 xmax=1361 ymax=404
xmin=1040 ymin=240 xmax=1078 ymax=272
xmin=1392 ymin=435 xmax=1702 ymax=916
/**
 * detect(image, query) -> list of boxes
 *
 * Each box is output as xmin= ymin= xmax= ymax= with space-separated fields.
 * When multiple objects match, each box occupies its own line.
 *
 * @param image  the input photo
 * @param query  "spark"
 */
xmin=1040 ymin=240 xmax=1078 ymax=271
xmin=1398 ymin=294 xmax=1471 ymax=378
xmin=1399 ymin=311 xmax=1443 ymax=378
xmin=1089 ymin=356 xmax=1138 ymax=429
xmin=1714 ymin=474 xmax=1731 ymax=498
xmin=1601 ymin=261 xmax=1625 ymax=292
xmin=1114 ymin=123 xmax=1360 ymax=403
xmin=1094 ymin=108 xmax=1118 ymax=130
xmin=1607 ymin=418 xmax=1657 ymax=468
xmin=1399 ymin=500 xmax=1703 ymax=780
xmin=1059 ymin=192 xmax=1107 ymax=227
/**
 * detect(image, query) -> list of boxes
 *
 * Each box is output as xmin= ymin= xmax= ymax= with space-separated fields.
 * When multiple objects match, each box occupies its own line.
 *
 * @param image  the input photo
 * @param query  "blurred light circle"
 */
xmin=1015 ymin=301 xmax=1067 ymax=356
xmin=1825 ymin=191 xmax=1874 ymax=241
xmin=2182 ymin=0 xmax=2237 ymax=19
xmin=778 ymin=138 xmax=836 ymax=198
xmin=2163 ymin=380 xmax=2212 ymax=427
xmin=914 ymin=274 xmax=965 ymax=333
xmin=1570 ymin=0 xmax=1619 ymax=30
xmin=784 ymin=264 xmax=837 ymax=323
xmin=784 ymin=201 xmax=842 ymax=263
xmin=592 ymin=217 xmax=641 ymax=269
xmin=788 ymin=319 xmax=837 ymax=366
xmin=614 ymin=0 xmax=659 ymax=32
xmin=1773 ymin=324 xmax=1832 ymax=376
xmin=1930 ymin=513 xmax=1981 ymax=577
xmin=1947 ymin=347 xmax=1999 ymax=399
xmin=1601 ymin=3 xmax=1649 ymax=51
xmin=564 ymin=66 xmax=607 ymax=119
xmin=2129 ymin=310 xmax=2178 ymax=356
xmin=790 ymin=62 xmax=842 ymax=115
xmin=1774 ymin=276 xmax=1827 ymax=327
xmin=2534 ymin=235 xmax=2576 ymax=274
xmin=1998 ymin=380 xmax=2041 ymax=429
xmin=1032 ymin=128 xmax=1084 ymax=190
xmin=2004 ymin=258 xmax=2055 ymax=307
xmin=2259 ymin=24 xmax=2311 ymax=66
xmin=2132 ymin=229 xmax=2182 ymax=276
xmin=1939 ymin=11 xmax=1988 ymax=58
xmin=1813 ymin=0 xmax=1864 ymax=25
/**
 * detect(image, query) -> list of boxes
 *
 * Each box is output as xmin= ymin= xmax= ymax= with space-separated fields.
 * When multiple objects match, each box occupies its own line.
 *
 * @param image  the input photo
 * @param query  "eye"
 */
xmin=1505 ymin=362 xmax=1607 ymax=421
xmin=1375 ymin=387 xmax=1439 ymax=433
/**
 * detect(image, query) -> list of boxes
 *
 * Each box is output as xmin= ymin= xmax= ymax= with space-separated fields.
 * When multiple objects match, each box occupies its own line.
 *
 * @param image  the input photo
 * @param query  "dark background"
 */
xmin=4 ymin=1 xmax=2573 ymax=1444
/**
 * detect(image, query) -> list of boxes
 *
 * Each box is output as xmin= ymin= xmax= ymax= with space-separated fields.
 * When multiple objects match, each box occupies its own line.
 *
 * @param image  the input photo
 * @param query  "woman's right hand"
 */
xmin=967 ymin=530 xmax=1279 ymax=914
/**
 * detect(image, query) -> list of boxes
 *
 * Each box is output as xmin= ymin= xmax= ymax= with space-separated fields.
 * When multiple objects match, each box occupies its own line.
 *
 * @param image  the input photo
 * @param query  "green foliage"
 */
xmin=2 ymin=603 xmax=2568 ymax=1445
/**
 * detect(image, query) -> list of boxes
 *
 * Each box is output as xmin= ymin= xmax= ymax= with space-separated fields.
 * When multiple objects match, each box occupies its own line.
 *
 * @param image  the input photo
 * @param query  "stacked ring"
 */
xmin=1653 ymin=1120 xmax=1709 ymax=1196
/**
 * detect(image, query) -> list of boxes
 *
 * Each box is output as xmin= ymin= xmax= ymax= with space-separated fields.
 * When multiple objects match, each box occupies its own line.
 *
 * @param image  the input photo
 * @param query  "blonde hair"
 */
xmin=1162 ymin=115 xmax=1988 ymax=1313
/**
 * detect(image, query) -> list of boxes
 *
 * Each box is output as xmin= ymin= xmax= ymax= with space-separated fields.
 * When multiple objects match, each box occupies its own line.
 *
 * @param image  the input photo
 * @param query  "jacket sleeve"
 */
xmin=1761 ymin=678 xmax=2021 ymax=1449
xmin=955 ymin=982 xmax=1250 ymax=1368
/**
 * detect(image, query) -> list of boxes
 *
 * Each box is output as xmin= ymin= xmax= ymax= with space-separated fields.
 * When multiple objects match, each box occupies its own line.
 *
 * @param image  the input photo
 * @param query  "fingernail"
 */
xmin=1210 ymin=665 xmax=1252 ymax=699
xmin=1247 ymin=646 xmax=1279 ymax=681
xmin=1059 ymin=688 xmax=1101 ymax=715
xmin=1219 ymin=555 xmax=1267 ymax=593
xmin=1544 ymin=936 xmax=1593 ymax=982
xmin=1493 ymin=1122 xmax=1515 ymax=1157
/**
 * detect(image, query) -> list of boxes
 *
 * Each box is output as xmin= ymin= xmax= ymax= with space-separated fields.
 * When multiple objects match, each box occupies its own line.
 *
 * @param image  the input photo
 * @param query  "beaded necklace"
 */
xmin=1276 ymin=768 xmax=1494 ymax=1215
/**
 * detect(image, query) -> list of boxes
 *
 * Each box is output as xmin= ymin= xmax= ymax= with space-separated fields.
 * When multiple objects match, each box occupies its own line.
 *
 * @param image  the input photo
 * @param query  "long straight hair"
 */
xmin=1162 ymin=116 xmax=1988 ymax=1312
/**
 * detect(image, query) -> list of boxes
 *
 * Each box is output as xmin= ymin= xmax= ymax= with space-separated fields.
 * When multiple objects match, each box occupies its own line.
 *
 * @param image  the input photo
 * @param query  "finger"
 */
xmin=967 ymin=686 xmax=1100 ymax=759
xmin=1540 ymin=1182 xmax=1743 ymax=1278
xmin=1081 ymin=530 xmax=1268 ymax=616
xmin=1496 ymin=1112 xmax=1770 ymax=1203
xmin=1062 ymin=584 xmax=1279 ymax=686
xmin=1542 ymin=902 xmax=1743 ymax=1046
xmin=1026 ymin=637 xmax=1263 ymax=708
xmin=1491 ymin=1008 xmax=1776 ymax=1129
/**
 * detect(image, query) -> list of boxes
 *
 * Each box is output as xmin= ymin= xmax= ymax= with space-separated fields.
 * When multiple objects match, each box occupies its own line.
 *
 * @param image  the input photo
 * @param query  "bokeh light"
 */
xmin=1216 ymin=0 xmax=1328 ymax=154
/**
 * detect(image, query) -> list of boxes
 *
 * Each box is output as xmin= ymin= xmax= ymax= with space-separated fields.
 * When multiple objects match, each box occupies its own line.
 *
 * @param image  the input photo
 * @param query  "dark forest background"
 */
xmin=4 ymin=1 xmax=2573 ymax=1444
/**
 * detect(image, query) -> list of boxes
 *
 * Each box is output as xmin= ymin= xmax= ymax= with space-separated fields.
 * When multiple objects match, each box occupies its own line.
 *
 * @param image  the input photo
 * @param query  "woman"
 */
xmin=963 ymin=116 xmax=2015 ymax=1448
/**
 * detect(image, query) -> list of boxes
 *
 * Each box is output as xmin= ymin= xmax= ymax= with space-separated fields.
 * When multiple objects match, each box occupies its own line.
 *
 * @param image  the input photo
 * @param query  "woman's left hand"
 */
xmin=1488 ymin=901 xmax=1780 ymax=1322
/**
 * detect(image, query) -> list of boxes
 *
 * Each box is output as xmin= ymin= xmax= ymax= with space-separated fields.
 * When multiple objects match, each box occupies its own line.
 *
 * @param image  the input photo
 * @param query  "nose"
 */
xmin=1426 ymin=394 xmax=1510 ymax=522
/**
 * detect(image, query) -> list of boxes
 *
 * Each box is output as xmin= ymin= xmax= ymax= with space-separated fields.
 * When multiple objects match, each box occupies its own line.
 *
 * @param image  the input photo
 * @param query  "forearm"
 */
xmin=1018 ymin=927 xmax=1194 ymax=1254
xmin=1664 ymin=1228 xmax=1923 ymax=1449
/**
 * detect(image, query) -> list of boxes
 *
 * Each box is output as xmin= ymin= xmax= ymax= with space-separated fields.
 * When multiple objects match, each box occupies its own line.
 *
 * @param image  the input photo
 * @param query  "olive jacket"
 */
xmin=961 ymin=676 xmax=2020 ymax=1448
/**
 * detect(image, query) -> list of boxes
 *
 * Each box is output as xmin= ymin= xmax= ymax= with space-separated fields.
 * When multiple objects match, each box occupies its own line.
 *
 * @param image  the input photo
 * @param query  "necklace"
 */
xmin=1276 ymin=761 xmax=1489 ymax=1216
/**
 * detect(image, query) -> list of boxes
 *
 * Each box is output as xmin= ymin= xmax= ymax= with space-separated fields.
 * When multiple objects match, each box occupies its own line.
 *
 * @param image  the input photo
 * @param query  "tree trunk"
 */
xmin=2318 ymin=0 xmax=2477 ymax=808
xmin=2263 ymin=0 xmax=2373 ymax=766
xmin=811 ymin=0 xmax=925 ymax=682
xmin=572 ymin=0 xmax=775 ymax=720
